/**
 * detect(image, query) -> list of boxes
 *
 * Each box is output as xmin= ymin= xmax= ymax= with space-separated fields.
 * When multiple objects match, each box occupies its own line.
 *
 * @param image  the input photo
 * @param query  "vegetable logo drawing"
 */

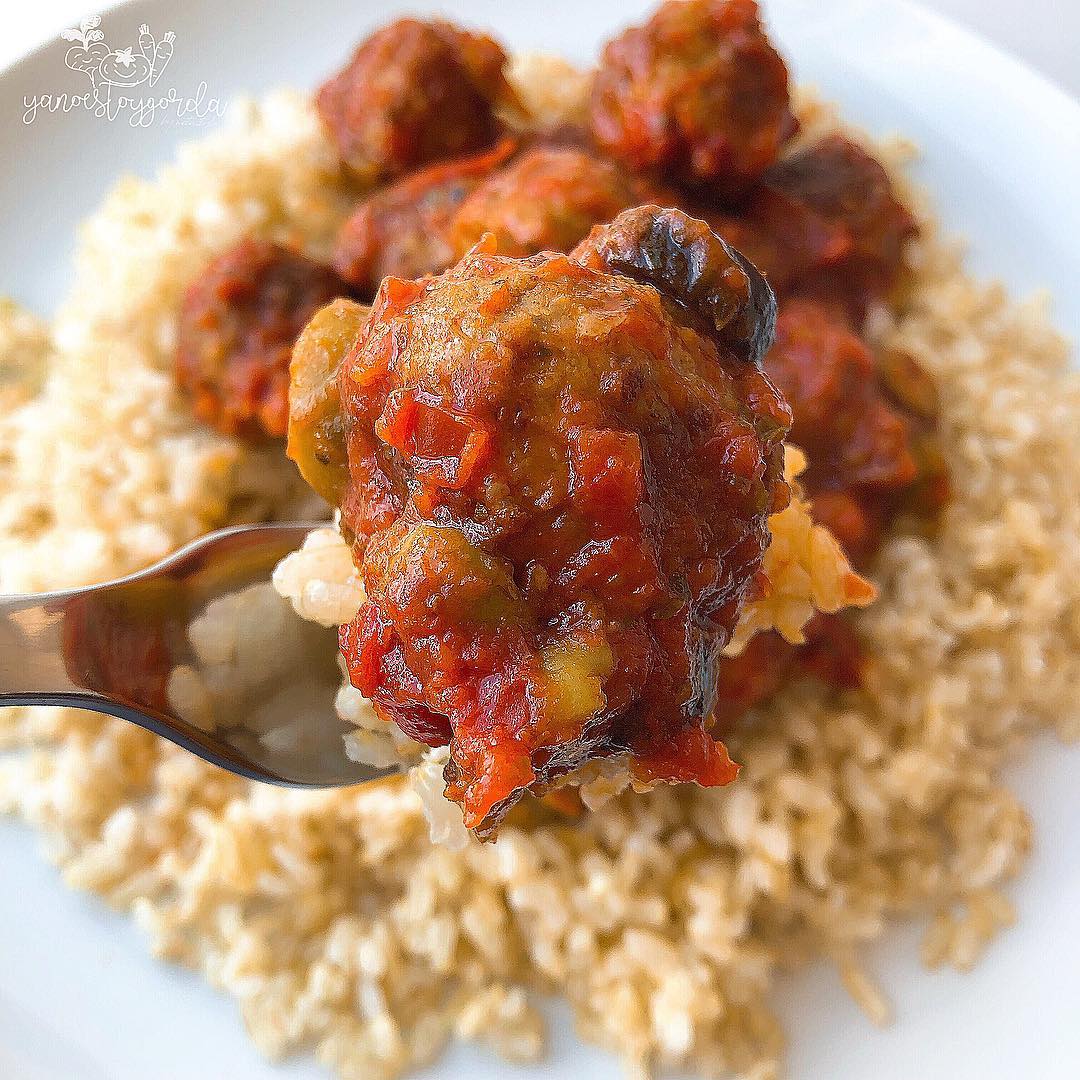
xmin=62 ymin=16 xmax=174 ymax=90
xmin=23 ymin=14 xmax=223 ymax=127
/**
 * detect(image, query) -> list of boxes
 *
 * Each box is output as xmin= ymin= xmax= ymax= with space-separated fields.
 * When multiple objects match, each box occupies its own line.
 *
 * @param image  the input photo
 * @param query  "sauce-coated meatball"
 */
xmin=175 ymin=239 xmax=349 ymax=441
xmin=763 ymin=299 xmax=919 ymax=562
xmin=331 ymin=207 xmax=789 ymax=832
xmin=316 ymin=18 xmax=516 ymax=182
xmin=333 ymin=140 xmax=517 ymax=295
xmin=706 ymin=299 xmax=946 ymax=728
xmin=713 ymin=135 xmax=918 ymax=321
xmin=449 ymin=146 xmax=656 ymax=258
xmin=590 ymin=0 xmax=795 ymax=194
xmin=710 ymin=613 xmax=864 ymax=728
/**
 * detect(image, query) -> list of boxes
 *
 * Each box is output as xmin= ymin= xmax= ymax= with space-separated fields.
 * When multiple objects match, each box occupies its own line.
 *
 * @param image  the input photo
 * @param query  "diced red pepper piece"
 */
xmin=375 ymin=388 xmax=491 ymax=489
xmin=569 ymin=428 xmax=645 ymax=514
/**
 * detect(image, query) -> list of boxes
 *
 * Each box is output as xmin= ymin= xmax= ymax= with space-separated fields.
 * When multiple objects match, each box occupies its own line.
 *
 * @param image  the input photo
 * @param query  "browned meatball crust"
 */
xmin=711 ymin=135 xmax=918 ymax=321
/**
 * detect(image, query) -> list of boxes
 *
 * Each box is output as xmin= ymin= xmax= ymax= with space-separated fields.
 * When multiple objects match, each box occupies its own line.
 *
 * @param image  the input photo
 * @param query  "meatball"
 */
xmin=175 ymin=240 xmax=350 ymax=441
xmin=333 ymin=139 xmax=517 ymax=295
xmin=763 ymin=299 xmax=920 ymax=562
xmin=332 ymin=207 xmax=790 ymax=832
xmin=449 ymin=146 xmax=655 ymax=259
xmin=316 ymin=18 xmax=516 ymax=182
xmin=590 ymin=0 xmax=795 ymax=194
xmin=706 ymin=301 xmax=946 ymax=729
xmin=712 ymin=135 xmax=918 ymax=320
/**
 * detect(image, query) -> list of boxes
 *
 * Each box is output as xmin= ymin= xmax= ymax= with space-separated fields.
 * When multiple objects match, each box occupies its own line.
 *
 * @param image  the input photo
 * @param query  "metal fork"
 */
xmin=0 ymin=524 xmax=397 ymax=788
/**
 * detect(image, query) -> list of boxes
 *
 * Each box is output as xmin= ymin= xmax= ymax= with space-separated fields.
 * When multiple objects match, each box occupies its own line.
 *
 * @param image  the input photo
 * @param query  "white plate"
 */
xmin=2 ymin=1 xmax=1079 ymax=1078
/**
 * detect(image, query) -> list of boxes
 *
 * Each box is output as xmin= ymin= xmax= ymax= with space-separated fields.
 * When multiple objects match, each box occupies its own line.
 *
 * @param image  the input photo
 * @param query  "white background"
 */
xmin=4 ymin=0 xmax=1080 ymax=98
